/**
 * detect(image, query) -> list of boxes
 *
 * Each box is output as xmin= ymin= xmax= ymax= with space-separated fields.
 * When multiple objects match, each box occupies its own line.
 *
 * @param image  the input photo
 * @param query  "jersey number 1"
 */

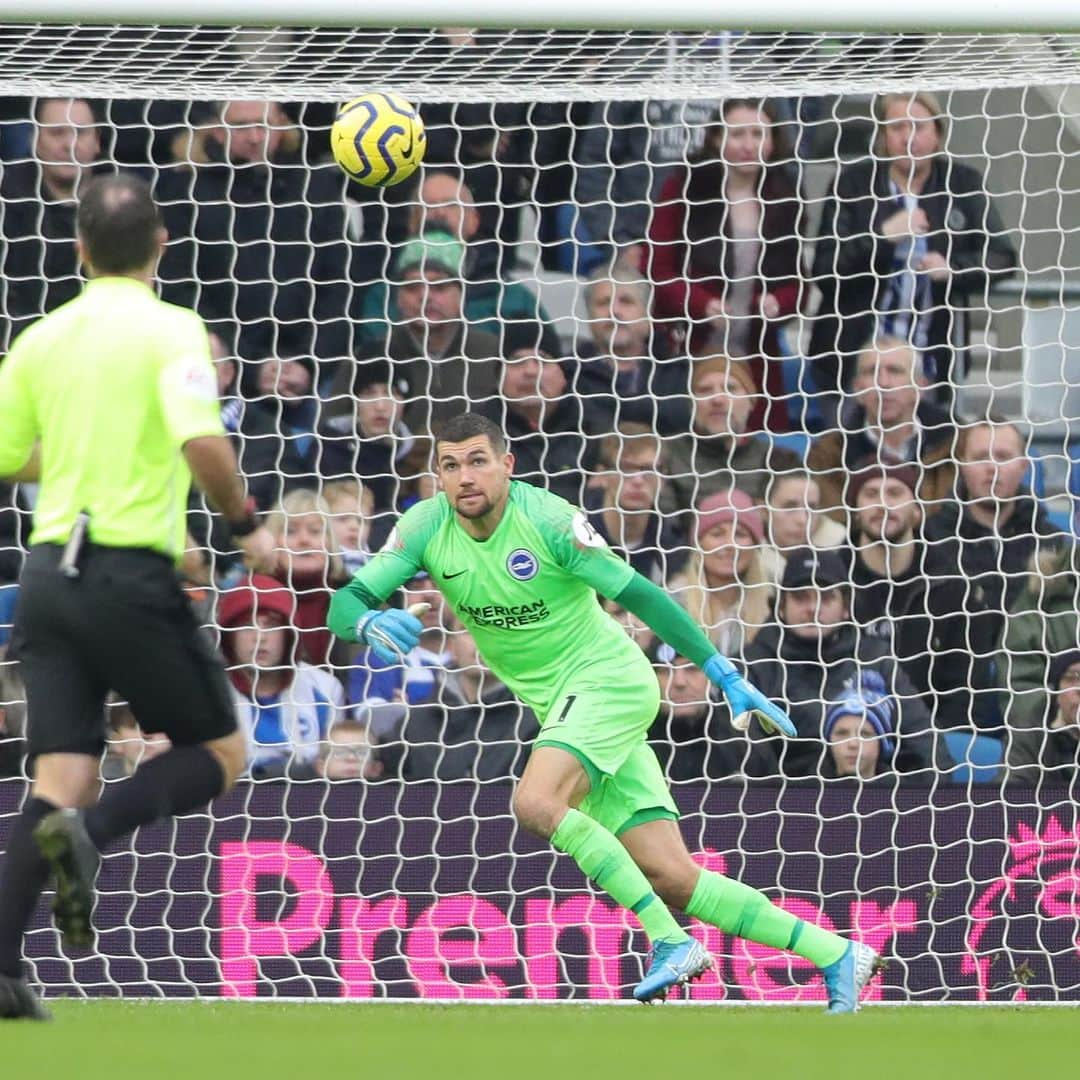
xmin=556 ymin=695 xmax=577 ymax=723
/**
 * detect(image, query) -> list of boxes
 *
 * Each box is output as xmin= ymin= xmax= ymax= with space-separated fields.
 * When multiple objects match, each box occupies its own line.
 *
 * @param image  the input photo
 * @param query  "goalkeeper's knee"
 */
xmin=511 ymin=788 xmax=566 ymax=840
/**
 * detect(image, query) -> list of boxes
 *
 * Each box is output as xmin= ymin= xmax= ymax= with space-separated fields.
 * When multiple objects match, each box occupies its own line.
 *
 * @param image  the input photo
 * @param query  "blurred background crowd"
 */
xmin=0 ymin=50 xmax=1078 ymax=789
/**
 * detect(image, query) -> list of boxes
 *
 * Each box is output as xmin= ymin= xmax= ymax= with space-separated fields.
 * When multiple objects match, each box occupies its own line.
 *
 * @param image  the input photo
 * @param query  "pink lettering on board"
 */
xmin=336 ymin=896 xmax=409 ymax=999
xmin=405 ymin=895 xmax=516 ymax=999
xmin=522 ymin=895 xmax=636 ymax=999
xmin=218 ymin=841 xmax=334 ymax=998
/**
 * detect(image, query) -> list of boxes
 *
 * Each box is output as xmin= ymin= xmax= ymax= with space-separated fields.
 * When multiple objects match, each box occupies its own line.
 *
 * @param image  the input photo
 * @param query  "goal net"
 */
xmin=1 ymin=21 xmax=1080 ymax=1004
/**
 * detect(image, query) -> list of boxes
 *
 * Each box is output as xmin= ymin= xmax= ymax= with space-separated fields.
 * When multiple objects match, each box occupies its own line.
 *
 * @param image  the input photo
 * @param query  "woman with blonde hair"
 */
xmin=264 ymin=487 xmax=348 ymax=668
xmin=810 ymin=90 xmax=1016 ymax=406
xmin=666 ymin=488 xmax=773 ymax=657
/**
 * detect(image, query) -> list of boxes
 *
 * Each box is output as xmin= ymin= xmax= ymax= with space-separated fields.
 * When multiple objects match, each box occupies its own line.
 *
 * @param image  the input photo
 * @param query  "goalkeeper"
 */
xmin=329 ymin=413 xmax=880 ymax=1009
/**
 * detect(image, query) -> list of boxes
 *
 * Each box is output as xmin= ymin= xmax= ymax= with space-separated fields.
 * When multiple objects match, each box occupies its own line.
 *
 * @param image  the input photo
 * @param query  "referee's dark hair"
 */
xmin=77 ymin=173 xmax=163 ymax=275
xmin=436 ymin=412 xmax=507 ymax=456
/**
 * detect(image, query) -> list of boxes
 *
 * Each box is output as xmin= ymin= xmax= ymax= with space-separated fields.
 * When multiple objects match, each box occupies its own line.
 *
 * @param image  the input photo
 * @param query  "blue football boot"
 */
xmin=633 ymin=938 xmax=713 ymax=1003
xmin=822 ymin=941 xmax=883 ymax=1014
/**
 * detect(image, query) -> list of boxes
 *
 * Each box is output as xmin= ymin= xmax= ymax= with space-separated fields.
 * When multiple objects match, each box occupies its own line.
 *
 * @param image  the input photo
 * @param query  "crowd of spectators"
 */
xmin=2 ymin=86 xmax=1079 ymax=790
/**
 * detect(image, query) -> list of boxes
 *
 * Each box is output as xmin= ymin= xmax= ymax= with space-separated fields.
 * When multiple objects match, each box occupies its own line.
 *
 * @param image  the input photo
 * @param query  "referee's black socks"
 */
xmin=0 ymin=796 xmax=56 ymax=977
xmin=85 ymin=745 xmax=226 ymax=850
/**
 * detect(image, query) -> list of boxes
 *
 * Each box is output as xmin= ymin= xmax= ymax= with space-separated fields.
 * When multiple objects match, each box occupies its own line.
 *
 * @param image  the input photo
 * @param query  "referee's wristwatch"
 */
xmin=228 ymin=497 xmax=260 ymax=538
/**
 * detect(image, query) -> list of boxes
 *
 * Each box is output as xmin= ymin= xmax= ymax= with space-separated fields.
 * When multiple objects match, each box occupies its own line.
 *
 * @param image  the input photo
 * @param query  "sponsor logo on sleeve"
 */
xmin=571 ymin=510 xmax=607 ymax=549
xmin=174 ymin=356 xmax=217 ymax=402
xmin=506 ymin=548 xmax=538 ymax=581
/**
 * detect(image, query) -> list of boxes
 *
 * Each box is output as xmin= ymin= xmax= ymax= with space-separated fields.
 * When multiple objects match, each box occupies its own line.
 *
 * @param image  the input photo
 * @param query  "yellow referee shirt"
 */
xmin=0 ymin=277 xmax=225 ymax=562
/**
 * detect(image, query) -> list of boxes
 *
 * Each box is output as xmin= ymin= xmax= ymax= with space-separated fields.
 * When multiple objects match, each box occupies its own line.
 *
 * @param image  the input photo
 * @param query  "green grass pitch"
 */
xmin=4 ymin=1001 xmax=1075 ymax=1080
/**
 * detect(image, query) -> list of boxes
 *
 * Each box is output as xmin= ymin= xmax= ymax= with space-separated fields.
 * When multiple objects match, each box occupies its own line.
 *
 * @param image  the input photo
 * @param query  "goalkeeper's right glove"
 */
xmin=356 ymin=603 xmax=430 ymax=664
xmin=702 ymin=653 xmax=797 ymax=737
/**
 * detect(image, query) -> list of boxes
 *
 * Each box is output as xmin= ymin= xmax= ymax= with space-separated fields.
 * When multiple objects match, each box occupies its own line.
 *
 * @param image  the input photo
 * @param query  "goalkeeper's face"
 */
xmin=437 ymin=435 xmax=515 ymax=521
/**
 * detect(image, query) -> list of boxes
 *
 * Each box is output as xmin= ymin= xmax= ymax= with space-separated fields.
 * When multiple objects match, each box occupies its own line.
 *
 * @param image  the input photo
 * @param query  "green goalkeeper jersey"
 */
xmin=347 ymin=481 xmax=651 ymax=719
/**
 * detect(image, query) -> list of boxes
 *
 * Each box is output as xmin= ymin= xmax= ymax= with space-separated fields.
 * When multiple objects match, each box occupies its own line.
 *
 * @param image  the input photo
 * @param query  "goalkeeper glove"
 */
xmin=702 ymin=653 xmax=797 ymax=737
xmin=356 ymin=602 xmax=430 ymax=664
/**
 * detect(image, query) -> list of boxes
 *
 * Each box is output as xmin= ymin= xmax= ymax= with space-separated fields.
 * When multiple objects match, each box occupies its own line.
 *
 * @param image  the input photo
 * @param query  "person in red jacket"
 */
xmin=644 ymin=98 xmax=802 ymax=430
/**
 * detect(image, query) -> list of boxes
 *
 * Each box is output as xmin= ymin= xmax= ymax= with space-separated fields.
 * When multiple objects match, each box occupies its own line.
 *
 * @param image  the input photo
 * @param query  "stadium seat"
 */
xmin=1024 ymin=449 xmax=1074 ymax=534
xmin=1068 ymin=441 xmax=1080 ymax=532
xmin=942 ymin=729 xmax=1004 ymax=784
xmin=0 ymin=583 xmax=17 ymax=649
xmin=754 ymin=430 xmax=811 ymax=460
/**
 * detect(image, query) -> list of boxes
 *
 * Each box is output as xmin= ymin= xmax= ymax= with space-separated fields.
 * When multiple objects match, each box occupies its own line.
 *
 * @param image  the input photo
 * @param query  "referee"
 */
xmin=0 ymin=174 xmax=274 ymax=1020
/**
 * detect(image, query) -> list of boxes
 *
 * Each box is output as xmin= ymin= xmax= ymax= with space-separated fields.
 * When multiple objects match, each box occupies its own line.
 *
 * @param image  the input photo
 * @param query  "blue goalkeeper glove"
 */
xmin=703 ymin=653 xmax=797 ymax=737
xmin=356 ymin=603 xmax=430 ymax=664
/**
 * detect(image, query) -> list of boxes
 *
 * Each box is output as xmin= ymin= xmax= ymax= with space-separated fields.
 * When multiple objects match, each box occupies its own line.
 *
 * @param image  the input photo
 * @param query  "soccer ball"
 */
xmin=330 ymin=93 xmax=426 ymax=188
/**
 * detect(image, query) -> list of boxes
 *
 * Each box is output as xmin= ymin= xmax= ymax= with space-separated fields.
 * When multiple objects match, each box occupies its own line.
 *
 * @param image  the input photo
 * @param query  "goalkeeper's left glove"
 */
xmin=702 ymin=653 xmax=797 ymax=737
xmin=355 ymin=602 xmax=431 ymax=664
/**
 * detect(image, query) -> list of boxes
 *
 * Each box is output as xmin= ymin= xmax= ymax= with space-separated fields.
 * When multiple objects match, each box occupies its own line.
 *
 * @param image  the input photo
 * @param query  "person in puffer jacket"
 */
xmin=742 ymin=547 xmax=936 ymax=778
xmin=218 ymin=574 xmax=345 ymax=780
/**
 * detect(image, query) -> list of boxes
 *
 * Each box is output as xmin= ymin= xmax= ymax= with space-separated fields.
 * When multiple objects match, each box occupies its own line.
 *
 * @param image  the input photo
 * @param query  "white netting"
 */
xmin=0 ymin=24 xmax=1079 ymax=1003
xmin=0 ymin=28 xmax=1077 ymax=100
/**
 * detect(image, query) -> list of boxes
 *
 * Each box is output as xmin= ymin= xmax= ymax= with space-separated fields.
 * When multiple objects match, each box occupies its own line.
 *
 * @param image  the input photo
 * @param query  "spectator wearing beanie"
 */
xmin=847 ymin=461 xmax=998 ymax=731
xmin=743 ymin=546 xmax=935 ymax=777
xmin=355 ymin=228 xmax=501 ymax=442
xmin=354 ymin=171 xmax=561 ymax=356
xmin=822 ymin=694 xmax=898 ymax=780
xmin=666 ymin=488 xmax=773 ymax=657
xmin=218 ymin=574 xmax=345 ymax=780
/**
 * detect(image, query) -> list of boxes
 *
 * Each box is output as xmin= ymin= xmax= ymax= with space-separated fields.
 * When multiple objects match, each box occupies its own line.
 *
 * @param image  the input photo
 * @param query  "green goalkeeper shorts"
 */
xmin=536 ymin=675 xmax=678 ymax=836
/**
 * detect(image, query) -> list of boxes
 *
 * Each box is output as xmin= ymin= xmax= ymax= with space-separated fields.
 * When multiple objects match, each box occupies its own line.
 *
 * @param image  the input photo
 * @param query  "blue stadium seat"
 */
xmin=1069 ymin=441 xmax=1080 ymax=533
xmin=0 ymin=583 xmax=17 ymax=649
xmin=1023 ymin=455 xmax=1046 ymax=499
xmin=1024 ymin=449 xmax=1074 ymax=534
xmin=756 ymin=431 xmax=811 ymax=460
xmin=942 ymin=729 xmax=1004 ymax=784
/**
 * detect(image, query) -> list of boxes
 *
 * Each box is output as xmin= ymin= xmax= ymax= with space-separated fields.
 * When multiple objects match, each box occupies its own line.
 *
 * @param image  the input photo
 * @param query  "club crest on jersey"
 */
xmin=506 ymin=548 xmax=538 ymax=581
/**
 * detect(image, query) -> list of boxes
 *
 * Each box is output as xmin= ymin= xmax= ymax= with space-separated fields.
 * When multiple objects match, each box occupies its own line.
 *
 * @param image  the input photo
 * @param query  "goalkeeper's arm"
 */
xmin=329 ymin=578 xmax=429 ymax=664
xmin=612 ymin=572 xmax=716 ymax=668
xmin=611 ymin=572 xmax=796 ymax=737
xmin=328 ymin=577 xmax=383 ymax=642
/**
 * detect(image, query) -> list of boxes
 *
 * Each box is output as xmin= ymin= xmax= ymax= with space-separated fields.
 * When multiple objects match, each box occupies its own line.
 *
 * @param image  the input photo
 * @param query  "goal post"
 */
xmin=0 ymin=16 xmax=1078 ymax=1004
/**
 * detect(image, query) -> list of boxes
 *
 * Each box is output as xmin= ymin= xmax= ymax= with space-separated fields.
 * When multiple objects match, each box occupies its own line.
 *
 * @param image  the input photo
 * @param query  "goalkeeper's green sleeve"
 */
xmin=613 ymin=572 xmax=717 ymax=669
xmin=327 ymin=579 xmax=382 ymax=642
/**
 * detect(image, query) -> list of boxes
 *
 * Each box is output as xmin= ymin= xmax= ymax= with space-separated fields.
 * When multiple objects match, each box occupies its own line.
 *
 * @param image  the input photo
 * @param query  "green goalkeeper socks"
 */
xmin=551 ymin=808 xmax=688 ymax=946
xmin=685 ymin=870 xmax=847 ymax=969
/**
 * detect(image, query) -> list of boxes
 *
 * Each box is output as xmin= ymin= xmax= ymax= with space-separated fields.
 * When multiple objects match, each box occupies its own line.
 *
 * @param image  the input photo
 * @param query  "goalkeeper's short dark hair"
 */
xmin=435 ymin=412 xmax=507 ymax=456
xmin=77 ymin=173 xmax=162 ymax=275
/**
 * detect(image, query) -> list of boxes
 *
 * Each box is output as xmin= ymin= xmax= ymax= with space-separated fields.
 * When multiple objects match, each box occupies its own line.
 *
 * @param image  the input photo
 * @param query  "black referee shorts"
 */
xmin=11 ymin=543 xmax=237 ymax=758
